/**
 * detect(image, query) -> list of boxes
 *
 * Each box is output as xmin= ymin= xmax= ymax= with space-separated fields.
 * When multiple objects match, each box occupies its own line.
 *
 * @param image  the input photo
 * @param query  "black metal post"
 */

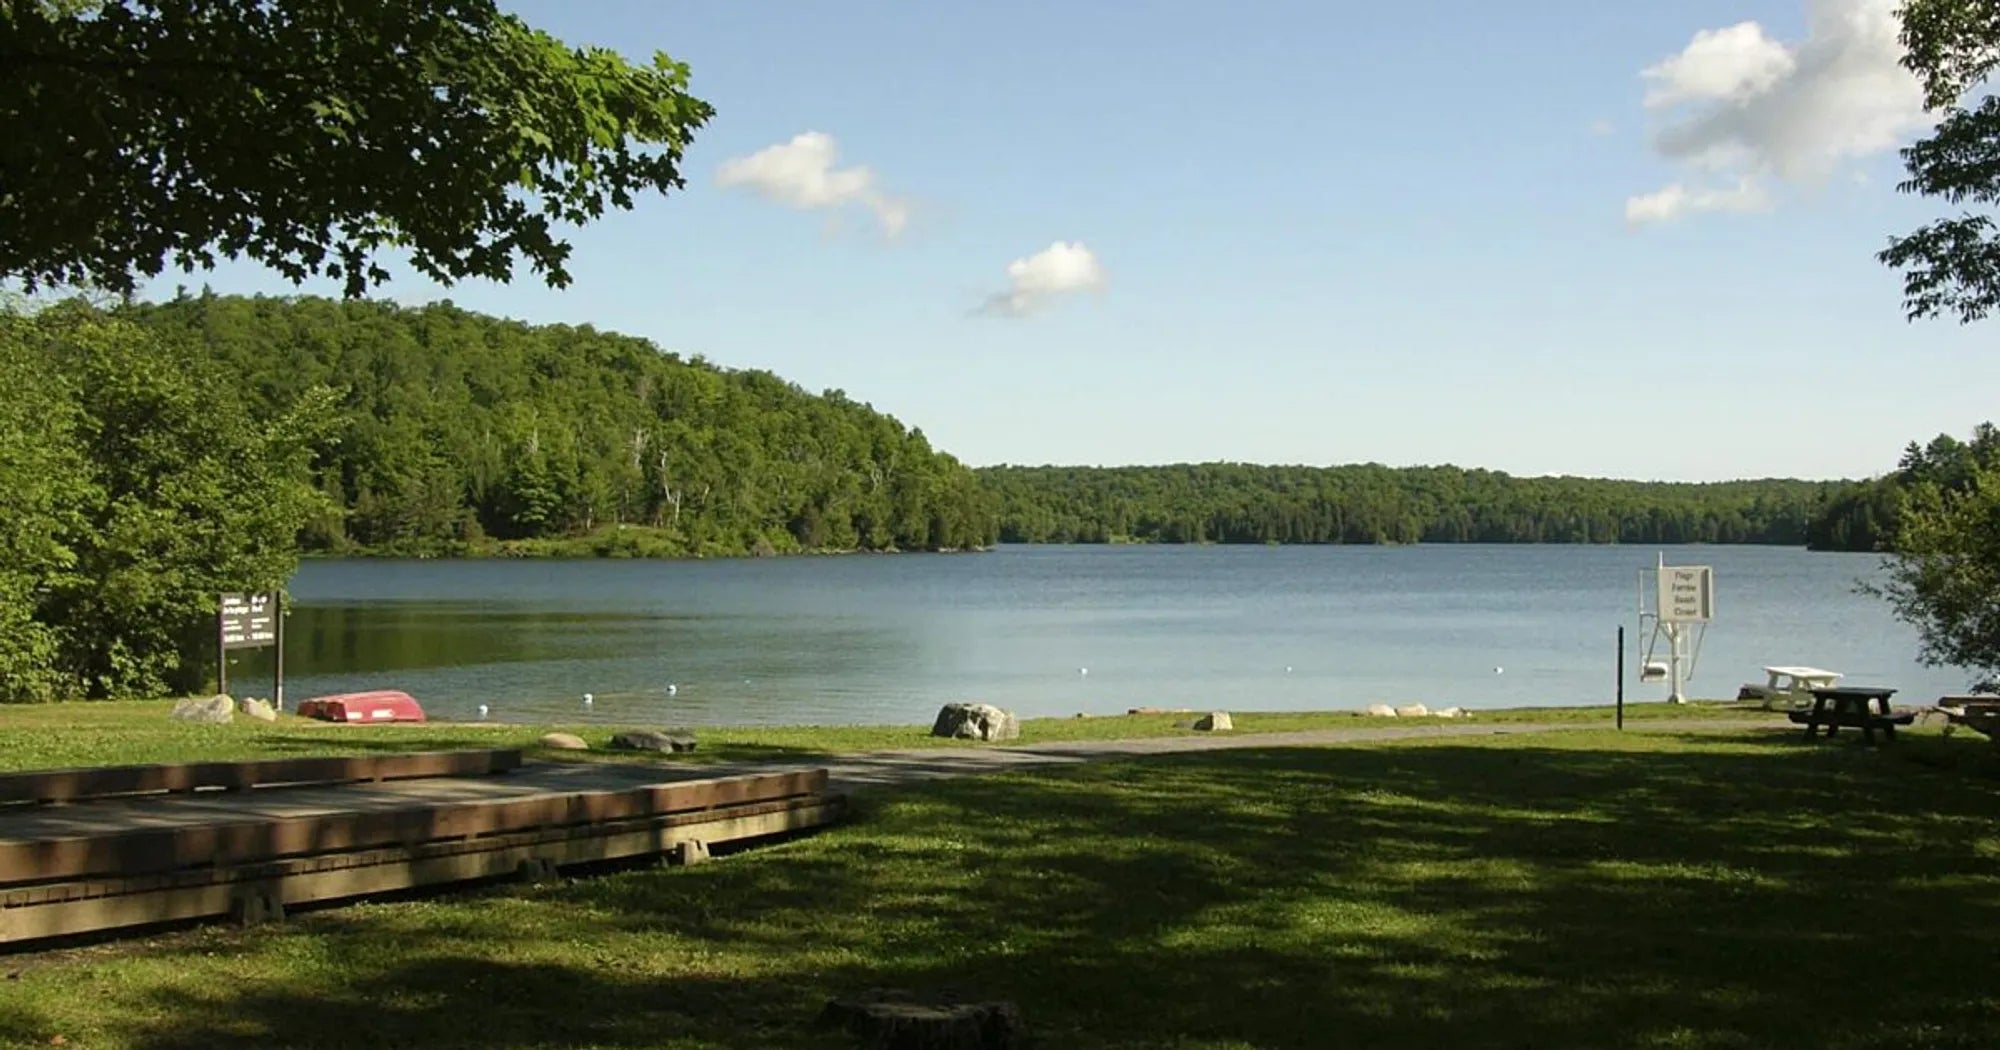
xmin=273 ymin=592 xmax=285 ymax=711
xmin=1616 ymin=625 xmax=1625 ymax=731
xmin=217 ymin=605 xmax=229 ymax=698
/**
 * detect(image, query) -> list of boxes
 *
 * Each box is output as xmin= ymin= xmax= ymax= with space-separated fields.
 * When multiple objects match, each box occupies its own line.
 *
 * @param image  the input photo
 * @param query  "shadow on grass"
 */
xmin=1665 ymin=723 xmax=2000 ymax=774
xmin=16 ymin=732 xmax=2000 ymax=1049
xmin=0 ymin=1000 xmax=54 ymax=1049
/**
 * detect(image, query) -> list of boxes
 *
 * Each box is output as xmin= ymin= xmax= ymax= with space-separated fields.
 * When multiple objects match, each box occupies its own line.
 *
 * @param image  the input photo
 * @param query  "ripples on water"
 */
xmin=253 ymin=545 xmax=1963 ymax=725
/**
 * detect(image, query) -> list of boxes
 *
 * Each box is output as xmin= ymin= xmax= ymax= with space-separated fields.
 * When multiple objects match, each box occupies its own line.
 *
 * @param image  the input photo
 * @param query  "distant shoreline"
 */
xmin=299 ymin=527 xmax=1839 ymax=562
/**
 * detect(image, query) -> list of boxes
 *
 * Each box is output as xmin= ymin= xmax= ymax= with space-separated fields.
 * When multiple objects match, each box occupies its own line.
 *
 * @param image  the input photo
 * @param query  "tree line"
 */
xmin=120 ymin=293 xmax=998 ymax=559
xmin=1803 ymin=425 xmax=2000 ymax=553
xmin=979 ymin=464 xmax=1847 ymax=547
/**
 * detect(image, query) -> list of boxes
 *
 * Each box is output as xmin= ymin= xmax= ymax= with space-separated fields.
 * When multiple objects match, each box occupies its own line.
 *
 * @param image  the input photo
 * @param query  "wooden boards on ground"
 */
xmin=0 ymin=749 xmax=523 ymax=806
xmin=0 ymin=758 xmax=842 ymax=946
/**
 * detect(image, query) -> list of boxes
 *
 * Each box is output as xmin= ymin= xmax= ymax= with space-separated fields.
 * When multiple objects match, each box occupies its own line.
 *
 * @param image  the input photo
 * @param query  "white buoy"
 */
xmin=1079 ymin=667 xmax=1088 ymax=676
xmin=582 ymin=692 xmax=593 ymax=708
xmin=1494 ymin=666 xmax=1504 ymax=675
xmin=1285 ymin=666 xmax=1293 ymax=674
xmin=667 ymin=683 xmax=678 ymax=696
xmin=476 ymin=703 xmax=490 ymax=720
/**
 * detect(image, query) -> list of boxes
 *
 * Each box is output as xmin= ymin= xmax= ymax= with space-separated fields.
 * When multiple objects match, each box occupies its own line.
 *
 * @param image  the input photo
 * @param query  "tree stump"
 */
xmin=817 ymin=989 xmax=1026 ymax=1049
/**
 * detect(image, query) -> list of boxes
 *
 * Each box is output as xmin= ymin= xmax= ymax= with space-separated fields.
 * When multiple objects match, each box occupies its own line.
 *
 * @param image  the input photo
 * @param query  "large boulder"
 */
xmin=1394 ymin=703 xmax=1431 ymax=718
xmin=1192 ymin=711 xmax=1233 ymax=732
xmin=1366 ymin=704 xmax=1398 ymax=717
xmin=931 ymin=702 xmax=1020 ymax=742
xmin=171 ymin=694 xmax=234 ymax=724
xmin=539 ymin=732 xmax=589 ymax=751
xmin=237 ymin=697 xmax=278 ymax=722
xmin=1435 ymin=706 xmax=1467 ymax=719
xmin=609 ymin=729 xmax=697 ymax=753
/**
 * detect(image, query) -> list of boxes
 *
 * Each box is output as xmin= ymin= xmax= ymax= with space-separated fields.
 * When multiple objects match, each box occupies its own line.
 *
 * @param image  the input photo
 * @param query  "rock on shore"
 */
xmin=171 ymin=694 xmax=234 ymax=724
xmin=932 ymin=702 xmax=1020 ymax=742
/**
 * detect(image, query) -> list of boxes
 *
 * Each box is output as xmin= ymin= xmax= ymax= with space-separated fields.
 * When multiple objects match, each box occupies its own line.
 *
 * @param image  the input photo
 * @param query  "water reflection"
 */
xmin=272 ymin=589 xmax=929 ymax=724
xmin=291 ymin=604 xmax=668 ymax=671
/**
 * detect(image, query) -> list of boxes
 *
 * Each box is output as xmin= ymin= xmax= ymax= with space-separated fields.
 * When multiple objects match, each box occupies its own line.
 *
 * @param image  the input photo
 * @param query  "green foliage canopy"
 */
xmin=0 ymin=312 xmax=88 ymax=699
xmin=0 ymin=1 xmax=712 ymax=296
xmin=1865 ymin=425 xmax=2000 ymax=690
xmin=0 ymin=304 xmax=332 ymax=699
xmin=1880 ymin=0 xmax=2000 ymax=321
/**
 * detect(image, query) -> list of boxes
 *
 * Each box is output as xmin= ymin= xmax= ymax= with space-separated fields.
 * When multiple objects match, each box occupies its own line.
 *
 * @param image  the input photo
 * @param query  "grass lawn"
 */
xmin=0 ymin=698 xmax=1774 ymax=772
xmin=3 ymin=726 xmax=1996 ymax=1048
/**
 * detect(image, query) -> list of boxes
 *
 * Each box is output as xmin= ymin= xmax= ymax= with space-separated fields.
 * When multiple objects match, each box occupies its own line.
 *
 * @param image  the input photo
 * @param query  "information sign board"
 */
xmin=1656 ymin=566 xmax=1713 ymax=623
xmin=220 ymin=592 xmax=278 ymax=650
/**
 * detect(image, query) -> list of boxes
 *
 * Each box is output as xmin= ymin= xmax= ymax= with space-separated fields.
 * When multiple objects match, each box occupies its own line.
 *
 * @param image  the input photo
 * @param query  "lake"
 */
xmin=259 ymin=545 xmax=1966 ymax=725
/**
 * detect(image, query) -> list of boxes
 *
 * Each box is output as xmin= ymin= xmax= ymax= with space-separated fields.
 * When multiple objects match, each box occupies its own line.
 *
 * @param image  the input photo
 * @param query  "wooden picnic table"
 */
xmin=1790 ymin=686 xmax=1910 ymax=744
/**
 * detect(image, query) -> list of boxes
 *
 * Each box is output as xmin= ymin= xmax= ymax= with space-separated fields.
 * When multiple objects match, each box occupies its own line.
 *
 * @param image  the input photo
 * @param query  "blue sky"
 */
xmin=181 ymin=0 xmax=1999 ymax=482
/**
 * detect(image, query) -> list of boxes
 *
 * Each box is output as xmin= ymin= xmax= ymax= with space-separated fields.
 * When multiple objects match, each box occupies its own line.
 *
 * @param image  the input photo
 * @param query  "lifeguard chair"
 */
xmin=1636 ymin=554 xmax=1713 ymax=703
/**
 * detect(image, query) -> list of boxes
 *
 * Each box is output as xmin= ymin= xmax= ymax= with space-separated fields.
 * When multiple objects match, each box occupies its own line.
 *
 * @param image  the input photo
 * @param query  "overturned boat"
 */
xmin=295 ymin=689 xmax=428 ymax=724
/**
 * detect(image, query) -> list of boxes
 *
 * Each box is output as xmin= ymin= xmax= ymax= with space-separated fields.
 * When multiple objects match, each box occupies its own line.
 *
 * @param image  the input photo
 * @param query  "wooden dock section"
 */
xmin=0 ymin=750 xmax=844 ymax=945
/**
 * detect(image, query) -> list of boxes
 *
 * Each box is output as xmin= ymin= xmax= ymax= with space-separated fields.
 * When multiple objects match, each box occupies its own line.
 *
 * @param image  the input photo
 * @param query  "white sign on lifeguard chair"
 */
xmin=1637 ymin=555 xmax=1712 ymax=703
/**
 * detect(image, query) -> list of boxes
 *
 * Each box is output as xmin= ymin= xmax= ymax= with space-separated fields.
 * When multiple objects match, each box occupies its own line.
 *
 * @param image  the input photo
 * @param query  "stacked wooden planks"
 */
xmin=0 ymin=750 xmax=842 ymax=944
xmin=0 ymin=749 xmax=525 ymax=805
xmin=1938 ymin=695 xmax=2000 ymax=741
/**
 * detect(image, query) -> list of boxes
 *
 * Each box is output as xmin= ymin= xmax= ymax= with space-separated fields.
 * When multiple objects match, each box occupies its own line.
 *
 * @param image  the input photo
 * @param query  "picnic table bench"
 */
xmin=1789 ymin=687 xmax=1912 ymax=744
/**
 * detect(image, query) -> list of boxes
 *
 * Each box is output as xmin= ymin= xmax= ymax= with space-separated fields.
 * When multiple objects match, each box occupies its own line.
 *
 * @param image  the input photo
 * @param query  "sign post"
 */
xmin=218 ymin=592 xmax=284 ymax=708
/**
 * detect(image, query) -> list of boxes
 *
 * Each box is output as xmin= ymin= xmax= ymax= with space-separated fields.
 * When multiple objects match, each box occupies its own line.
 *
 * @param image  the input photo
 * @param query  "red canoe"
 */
xmin=294 ymin=690 xmax=428 ymax=724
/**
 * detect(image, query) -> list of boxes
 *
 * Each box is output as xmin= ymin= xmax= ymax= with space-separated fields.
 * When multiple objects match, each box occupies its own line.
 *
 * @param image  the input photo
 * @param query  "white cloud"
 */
xmin=1630 ymin=0 xmax=1929 ymax=223
xmin=978 ymin=242 xmax=1106 ymax=317
xmin=1624 ymin=180 xmax=1772 ymax=226
xmin=1642 ymin=22 xmax=1796 ymax=108
xmin=716 ymin=131 xmax=910 ymax=237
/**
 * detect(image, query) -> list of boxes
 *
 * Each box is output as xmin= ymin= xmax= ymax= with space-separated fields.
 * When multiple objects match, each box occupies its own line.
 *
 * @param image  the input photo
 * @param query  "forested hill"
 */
xmin=108 ymin=294 xmax=1872 ymax=556
xmin=977 ymin=464 xmax=1848 ymax=546
xmin=119 ymin=294 xmax=997 ymax=557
